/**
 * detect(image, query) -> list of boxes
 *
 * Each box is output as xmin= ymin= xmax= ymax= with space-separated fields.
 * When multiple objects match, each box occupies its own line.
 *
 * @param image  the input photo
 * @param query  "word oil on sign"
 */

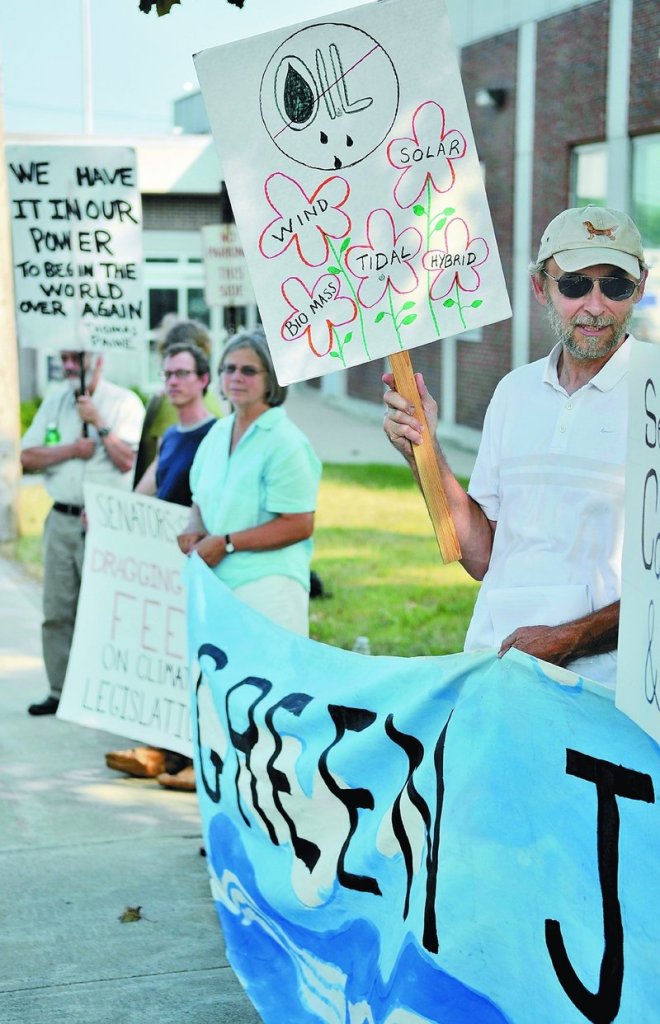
xmin=57 ymin=485 xmax=192 ymax=756
xmin=194 ymin=0 xmax=511 ymax=386
xmin=618 ymin=339 xmax=660 ymax=743
xmin=6 ymin=146 xmax=143 ymax=353
xmin=187 ymin=556 xmax=659 ymax=1024
xmin=201 ymin=224 xmax=256 ymax=308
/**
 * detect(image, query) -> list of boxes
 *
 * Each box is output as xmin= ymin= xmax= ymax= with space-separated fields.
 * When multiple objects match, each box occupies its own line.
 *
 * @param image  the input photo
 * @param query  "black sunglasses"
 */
xmin=543 ymin=271 xmax=639 ymax=301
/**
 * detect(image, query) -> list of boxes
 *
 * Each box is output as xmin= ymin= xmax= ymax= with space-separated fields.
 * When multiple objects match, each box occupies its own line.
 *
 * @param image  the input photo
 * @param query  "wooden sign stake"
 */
xmin=388 ymin=350 xmax=462 ymax=564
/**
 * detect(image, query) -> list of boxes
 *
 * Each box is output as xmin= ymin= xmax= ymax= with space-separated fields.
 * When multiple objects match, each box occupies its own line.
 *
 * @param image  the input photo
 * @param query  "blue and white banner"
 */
xmin=187 ymin=557 xmax=659 ymax=1024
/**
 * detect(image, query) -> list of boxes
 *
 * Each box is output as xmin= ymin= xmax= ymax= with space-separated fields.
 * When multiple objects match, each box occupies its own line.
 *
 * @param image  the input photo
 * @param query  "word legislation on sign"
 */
xmin=187 ymin=556 xmax=659 ymax=1024
xmin=618 ymin=339 xmax=660 ymax=743
xmin=6 ymin=146 xmax=143 ymax=352
xmin=57 ymin=485 xmax=192 ymax=756
xmin=201 ymin=224 xmax=255 ymax=308
xmin=194 ymin=0 xmax=511 ymax=385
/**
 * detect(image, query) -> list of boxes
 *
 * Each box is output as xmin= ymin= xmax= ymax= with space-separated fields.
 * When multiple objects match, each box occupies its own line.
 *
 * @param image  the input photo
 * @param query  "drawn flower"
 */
xmin=387 ymin=101 xmax=467 ymax=209
xmin=422 ymin=217 xmax=490 ymax=299
xmin=259 ymin=173 xmax=351 ymax=267
xmin=345 ymin=209 xmax=422 ymax=308
xmin=280 ymin=273 xmax=357 ymax=356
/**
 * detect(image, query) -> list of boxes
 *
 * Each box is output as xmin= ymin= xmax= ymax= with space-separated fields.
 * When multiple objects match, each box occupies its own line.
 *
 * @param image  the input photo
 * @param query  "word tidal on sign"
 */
xmin=354 ymin=246 xmax=413 ymax=271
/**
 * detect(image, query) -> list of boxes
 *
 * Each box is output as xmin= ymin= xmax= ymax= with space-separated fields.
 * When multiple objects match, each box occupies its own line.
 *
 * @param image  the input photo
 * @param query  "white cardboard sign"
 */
xmin=6 ymin=145 xmax=143 ymax=353
xmin=57 ymin=485 xmax=193 ymax=756
xmin=617 ymin=339 xmax=660 ymax=743
xmin=194 ymin=0 xmax=511 ymax=385
xmin=201 ymin=224 xmax=255 ymax=307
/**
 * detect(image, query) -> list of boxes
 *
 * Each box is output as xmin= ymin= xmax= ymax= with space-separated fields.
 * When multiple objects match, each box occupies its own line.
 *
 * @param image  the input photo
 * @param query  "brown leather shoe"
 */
xmin=157 ymin=764 xmax=196 ymax=791
xmin=105 ymin=746 xmax=168 ymax=778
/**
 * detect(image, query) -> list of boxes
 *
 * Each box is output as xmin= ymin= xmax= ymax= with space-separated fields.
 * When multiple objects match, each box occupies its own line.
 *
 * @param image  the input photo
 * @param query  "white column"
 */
xmin=606 ymin=0 xmax=633 ymax=210
xmin=511 ymin=20 xmax=537 ymax=369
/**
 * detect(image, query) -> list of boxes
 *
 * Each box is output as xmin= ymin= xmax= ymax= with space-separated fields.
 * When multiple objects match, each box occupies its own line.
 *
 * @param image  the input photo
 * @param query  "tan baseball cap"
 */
xmin=537 ymin=205 xmax=644 ymax=278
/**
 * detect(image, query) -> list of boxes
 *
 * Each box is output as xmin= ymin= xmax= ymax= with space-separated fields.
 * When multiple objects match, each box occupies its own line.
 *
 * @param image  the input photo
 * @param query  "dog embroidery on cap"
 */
xmin=583 ymin=220 xmax=617 ymax=240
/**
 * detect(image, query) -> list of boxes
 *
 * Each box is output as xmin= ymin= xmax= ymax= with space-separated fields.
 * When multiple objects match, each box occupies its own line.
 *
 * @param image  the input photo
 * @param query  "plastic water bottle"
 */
xmin=352 ymin=635 xmax=371 ymax=655
xmin=44 ymin=421 xmax=61 ymax=445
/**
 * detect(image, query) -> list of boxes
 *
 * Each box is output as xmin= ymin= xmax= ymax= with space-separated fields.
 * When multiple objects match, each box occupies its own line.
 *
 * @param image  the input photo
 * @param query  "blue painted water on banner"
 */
xmin=187 ymin=557 xmax=659 ymax=1024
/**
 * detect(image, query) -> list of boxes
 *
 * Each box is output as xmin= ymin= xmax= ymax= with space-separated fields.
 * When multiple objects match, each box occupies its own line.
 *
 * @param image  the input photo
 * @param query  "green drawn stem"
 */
xmin=425 ymin=179 xmax=441 ymax=336
xmin=454 ymin=281 xmax=467 ymax=329
xmin=328 ymin=238 xmax=370 ymax=359
xmin=330 ymin=325 xmax=347 ymax=367
xmin=388 ymin=287 xmax=403 ymax=350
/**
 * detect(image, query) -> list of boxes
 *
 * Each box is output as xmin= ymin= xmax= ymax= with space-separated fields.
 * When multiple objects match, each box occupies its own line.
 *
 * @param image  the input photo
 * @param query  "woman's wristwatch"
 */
xmin=225 ymin=534 xmax=235 ymax=554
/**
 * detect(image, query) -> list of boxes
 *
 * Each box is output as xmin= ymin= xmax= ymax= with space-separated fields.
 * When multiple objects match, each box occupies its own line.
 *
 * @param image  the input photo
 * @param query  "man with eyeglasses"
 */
xmin=21 ymin=352 xmax=145 ymax=715
xmin=105 ymin=340 xmax=217 ymax=788
xmin=133 ymin=341 xmax=216 ymax=506
xmin=383 ymin=205 xmax=647 ymax=687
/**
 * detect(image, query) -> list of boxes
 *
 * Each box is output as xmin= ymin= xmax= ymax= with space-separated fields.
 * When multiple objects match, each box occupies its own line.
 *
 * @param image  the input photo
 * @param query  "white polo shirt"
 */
xmin=465 ymin=336 xmax=633 ymax=687
xmin=21 ymin=379 xmax=144 ymax=505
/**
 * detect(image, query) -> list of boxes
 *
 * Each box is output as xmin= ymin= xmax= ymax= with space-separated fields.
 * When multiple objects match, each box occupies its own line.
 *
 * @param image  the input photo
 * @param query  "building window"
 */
xmin=570 ymin=144 xmax=607 ymax=208
xmin=149 ymin=288 xmax=178 ymax=331
xmin=187 ymin=288 xmax=211 ymax=326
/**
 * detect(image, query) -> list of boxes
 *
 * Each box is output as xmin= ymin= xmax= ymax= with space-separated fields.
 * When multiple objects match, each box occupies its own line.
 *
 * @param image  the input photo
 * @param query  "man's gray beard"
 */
xmin=545 ymin=301 xmax=632 ymax=361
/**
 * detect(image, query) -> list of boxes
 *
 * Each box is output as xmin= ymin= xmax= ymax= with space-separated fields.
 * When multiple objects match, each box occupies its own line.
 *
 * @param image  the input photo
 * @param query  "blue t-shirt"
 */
xmin=156 ymin=418 xmax=216 ymax=506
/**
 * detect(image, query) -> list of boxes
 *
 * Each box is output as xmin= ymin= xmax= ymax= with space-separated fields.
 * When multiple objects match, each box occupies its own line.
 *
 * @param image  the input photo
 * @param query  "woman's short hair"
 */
xmin=220 ymin=327 xmax=286 ymax=407
xmin=163 ymin=342 xmax=210 ymax=394
xmin=161 ymin=319 xmax=213 ymax=357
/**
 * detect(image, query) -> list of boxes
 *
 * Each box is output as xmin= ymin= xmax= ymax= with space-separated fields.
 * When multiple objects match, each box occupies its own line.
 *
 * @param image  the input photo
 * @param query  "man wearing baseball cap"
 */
xmin=383 ymin=205 xmax=647 ymax=687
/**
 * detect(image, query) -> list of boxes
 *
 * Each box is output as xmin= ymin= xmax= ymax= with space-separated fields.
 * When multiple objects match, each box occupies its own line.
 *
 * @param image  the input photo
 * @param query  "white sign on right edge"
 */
xmin=617 ymin=339 xmax=660 ymax=743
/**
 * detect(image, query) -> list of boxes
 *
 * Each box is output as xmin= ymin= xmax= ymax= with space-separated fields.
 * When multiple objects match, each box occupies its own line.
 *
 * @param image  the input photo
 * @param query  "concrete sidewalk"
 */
xmin=0 ymin=556 xmax=259 ymax=1024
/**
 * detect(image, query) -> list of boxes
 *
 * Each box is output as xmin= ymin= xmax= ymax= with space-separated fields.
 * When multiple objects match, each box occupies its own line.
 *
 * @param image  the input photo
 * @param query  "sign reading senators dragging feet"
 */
xmin=57 ymin=485 xmax=192 ymax=756
xmin=194 ymin=0 xmax=511 ymax=385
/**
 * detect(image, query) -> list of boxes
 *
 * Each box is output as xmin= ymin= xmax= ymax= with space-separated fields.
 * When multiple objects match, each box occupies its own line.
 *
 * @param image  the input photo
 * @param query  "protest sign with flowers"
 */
xmin=195 ymin=0 xmax=511 ymax=386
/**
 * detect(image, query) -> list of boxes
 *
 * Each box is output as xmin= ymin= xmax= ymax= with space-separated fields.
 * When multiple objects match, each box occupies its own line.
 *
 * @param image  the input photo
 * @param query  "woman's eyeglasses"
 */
xmin=221 ymin=364 xmax=264 ymax=377
xmin=543 ymin=271 xmax=639 ymax=302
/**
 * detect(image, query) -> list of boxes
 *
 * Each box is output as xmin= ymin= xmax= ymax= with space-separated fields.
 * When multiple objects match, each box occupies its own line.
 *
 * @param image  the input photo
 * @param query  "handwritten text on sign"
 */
xmin=201 ymin=224 xmax=255 ymax=308
xmin=57 ymin=485 xmax=192 ymax=756
xmin=194 ymin=0 xmax=511 ymax=386
xmin=6 ymin=146 xmax=143 ymax=352
xmin=618 ymin=339 xmax=660 ymax=742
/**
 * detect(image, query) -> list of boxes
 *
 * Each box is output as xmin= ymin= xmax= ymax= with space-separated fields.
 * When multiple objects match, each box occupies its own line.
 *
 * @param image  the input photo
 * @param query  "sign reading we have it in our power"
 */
xmin=6 ymin=145 xmax=143 ymax=352
xmin=618 ymin=339 xmax=660 ymax=744
xmin=194 ymin=0 xmax=511 ymax=386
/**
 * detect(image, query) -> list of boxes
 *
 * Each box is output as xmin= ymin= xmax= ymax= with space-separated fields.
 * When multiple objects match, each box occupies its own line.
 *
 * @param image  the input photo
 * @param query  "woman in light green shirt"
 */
xmin=179 ymin=328 xmax=322 ymax=636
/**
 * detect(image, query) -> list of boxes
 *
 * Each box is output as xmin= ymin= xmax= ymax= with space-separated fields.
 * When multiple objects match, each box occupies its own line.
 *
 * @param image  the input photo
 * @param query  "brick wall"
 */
xmin=347 ymin=357 xmax=388 ymax=403
xmin=530 ymin=0 xmax=609 ymax=363
xmin=457 ymin=31 xmax=517 ymax=428
xmin=629 ymin=0 xmax=660 ymax=136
